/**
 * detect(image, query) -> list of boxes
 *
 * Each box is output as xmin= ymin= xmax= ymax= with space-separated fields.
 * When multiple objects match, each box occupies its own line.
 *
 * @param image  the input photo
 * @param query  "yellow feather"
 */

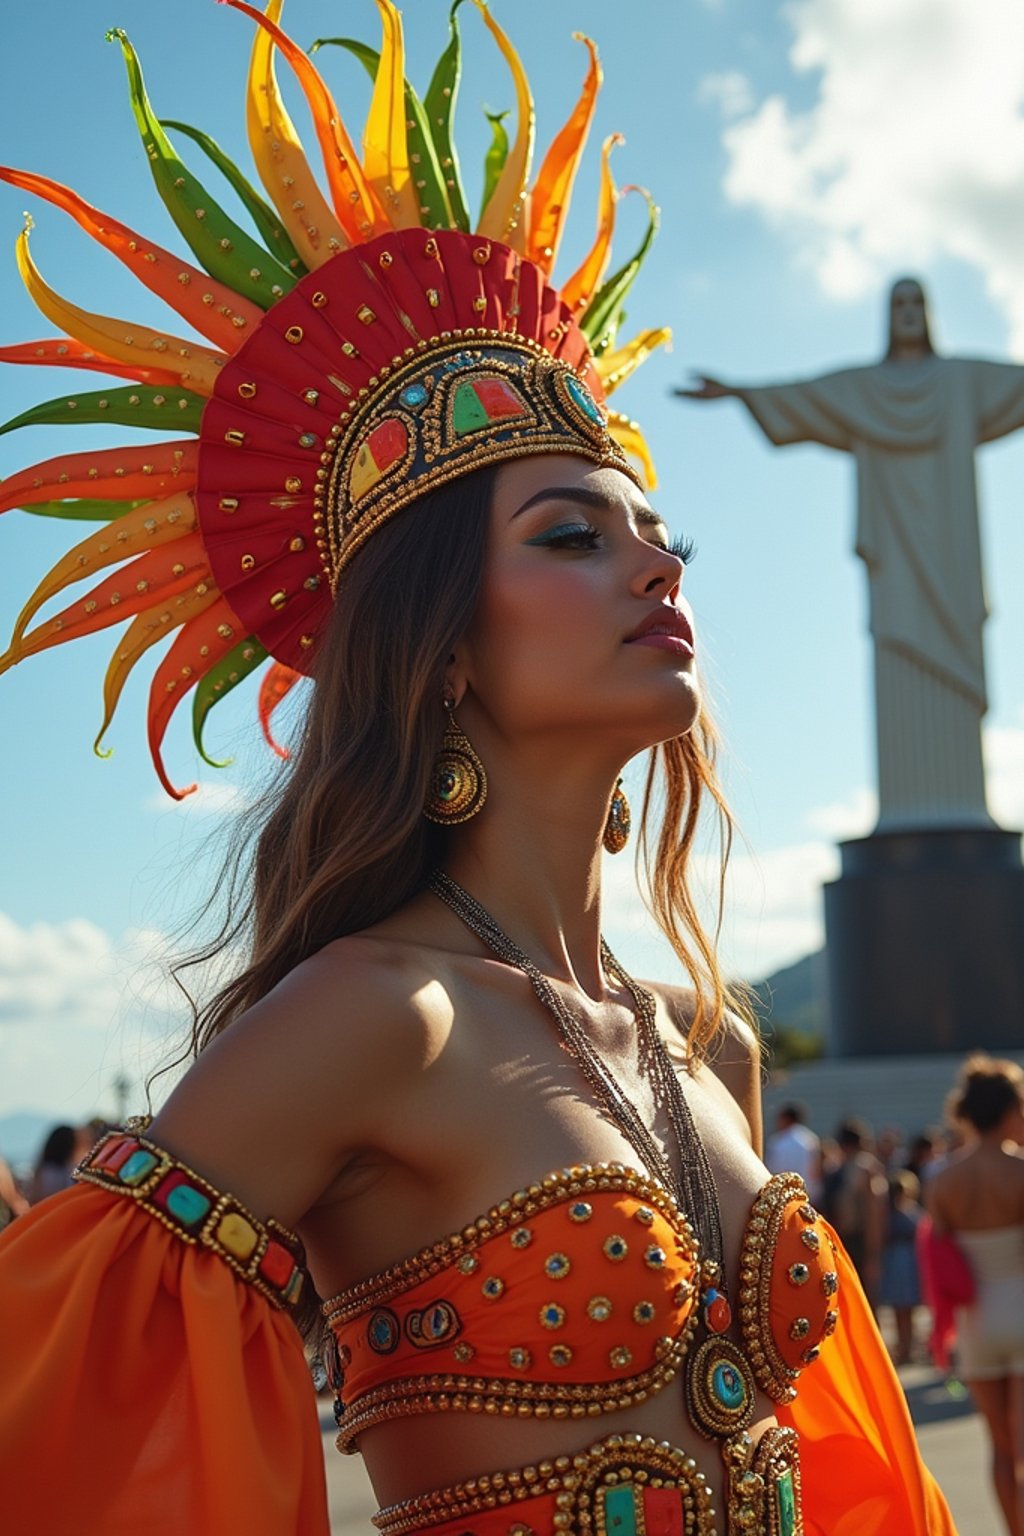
xmin=364 ymin=0 xmax=421 ymax=229
xmin=607 ymin=410 xmax=659 ymax=490
xmin=16 ymin=225 xmax=223 ymax=395
xmin=474 ymin=1 xmax=535 ymax=253
xmin=245 ymin=0 xmax=346 ymax=267
xmin=595 ymin=326 xmax=672 ymax=395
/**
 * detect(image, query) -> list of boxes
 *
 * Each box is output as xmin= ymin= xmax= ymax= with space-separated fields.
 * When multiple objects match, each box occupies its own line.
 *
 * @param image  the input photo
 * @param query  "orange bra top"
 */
xmin=322 ymin=1164 xmax=840 ymax=1452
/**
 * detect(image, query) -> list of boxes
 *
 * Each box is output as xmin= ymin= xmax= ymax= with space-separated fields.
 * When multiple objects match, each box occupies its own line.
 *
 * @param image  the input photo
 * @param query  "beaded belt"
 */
xmin=372 ymin=1429 xmax=803 ymax=1536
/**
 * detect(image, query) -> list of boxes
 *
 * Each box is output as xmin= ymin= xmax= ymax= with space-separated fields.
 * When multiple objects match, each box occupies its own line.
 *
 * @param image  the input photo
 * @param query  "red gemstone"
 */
xmin=258 ymin=1239 xmax=295 ymax=1289
xmin=706 ymin=1294 xmax=732 ymax=1334
xmin=368 ymin=417 xmax=409 ymax=471
xmin=473 ymin=377 xmax=526 ymax=420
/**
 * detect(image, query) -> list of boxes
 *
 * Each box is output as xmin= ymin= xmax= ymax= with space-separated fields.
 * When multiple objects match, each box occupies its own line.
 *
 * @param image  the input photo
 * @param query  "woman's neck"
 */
xmin=441 ymin=750 xmax=624 ymax=999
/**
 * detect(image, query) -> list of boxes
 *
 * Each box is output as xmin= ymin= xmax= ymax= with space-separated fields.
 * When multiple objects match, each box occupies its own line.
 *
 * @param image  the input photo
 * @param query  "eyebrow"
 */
xmin=511 ymin=485 xmax=664 ymax=525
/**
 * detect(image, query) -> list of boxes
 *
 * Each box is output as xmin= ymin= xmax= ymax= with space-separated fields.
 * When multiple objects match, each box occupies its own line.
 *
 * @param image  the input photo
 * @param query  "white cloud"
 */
xmin=987 ymin=717 xmax=1024 ymax=827
xmin=0 ymin=915 xmax=192 ymax=1122
xmin=715 ymin=0 xmax=1024 ymax=348
xmin=697 ymin=71 xmax=755 ymax=120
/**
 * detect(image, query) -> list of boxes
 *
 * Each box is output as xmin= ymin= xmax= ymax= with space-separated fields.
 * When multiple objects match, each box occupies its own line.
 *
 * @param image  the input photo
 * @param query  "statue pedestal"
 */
xmin=824 ymin=827 xmax=1024 ymax=1056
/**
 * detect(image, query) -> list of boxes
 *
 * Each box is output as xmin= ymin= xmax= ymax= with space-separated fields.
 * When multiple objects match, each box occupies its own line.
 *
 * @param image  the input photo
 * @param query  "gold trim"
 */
xmin=333 ymin=1329 xmax=693 ymax=1455
xmin=75 ymin=1130 xmax=305 ymax=1311
xmin=322 ymin=1163 xmax=697 ymax=1325
xmin=737 ymin=1173 xmax=832 ymax=1403
xmin=371 ymin=1432 xmax=716 ymax=1536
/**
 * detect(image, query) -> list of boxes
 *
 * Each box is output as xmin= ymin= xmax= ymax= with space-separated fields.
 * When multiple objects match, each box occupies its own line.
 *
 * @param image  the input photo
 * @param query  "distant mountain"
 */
xmin=0 ymin=1110 xmax=56 ymax=1169
xmin=749 ymin=950 xmax=827 ymax=1039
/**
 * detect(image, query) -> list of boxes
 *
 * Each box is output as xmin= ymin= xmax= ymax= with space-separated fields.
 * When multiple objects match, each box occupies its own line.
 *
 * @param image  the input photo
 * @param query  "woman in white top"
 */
xmin=927 ymin=1055 xmax=1024 ymax=1536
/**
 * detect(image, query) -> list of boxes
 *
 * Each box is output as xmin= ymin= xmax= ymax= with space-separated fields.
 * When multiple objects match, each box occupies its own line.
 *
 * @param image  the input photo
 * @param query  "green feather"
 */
xmin=160 ymin=119 xmax=306 ymax=276
xmin=308 ymin=38 xmax=453 ymax=229
xmin=423 ymin=0 xmax=470 ymax=232
xmin=480 ymin=110 xmax=510 ymax=224
xmin=106 ymin=30 xmax=294 ymax=308
xmin=192 ymin=636 xmax=268 ymax=767
xmin=18 ymin=498 xmax=149 ymax=522
xmin=580 ymin=190 xmax=660 ymax=355
xmin=0 ymin=384 xmax=206 ymax=437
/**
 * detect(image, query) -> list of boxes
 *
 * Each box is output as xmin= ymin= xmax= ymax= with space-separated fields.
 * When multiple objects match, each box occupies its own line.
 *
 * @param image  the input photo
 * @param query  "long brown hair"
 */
xmin=169 ymin=461 xmax=748 ymax=1067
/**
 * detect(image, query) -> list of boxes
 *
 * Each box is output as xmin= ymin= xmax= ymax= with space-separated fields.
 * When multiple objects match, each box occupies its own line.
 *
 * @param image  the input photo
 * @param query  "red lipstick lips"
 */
xmin=625 ymin=606 xmax=695 ymax=657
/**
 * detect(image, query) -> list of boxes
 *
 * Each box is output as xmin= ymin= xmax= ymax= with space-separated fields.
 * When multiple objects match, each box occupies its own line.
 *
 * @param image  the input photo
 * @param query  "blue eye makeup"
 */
xmin=523 ymin=522 xmax=602 ymax=549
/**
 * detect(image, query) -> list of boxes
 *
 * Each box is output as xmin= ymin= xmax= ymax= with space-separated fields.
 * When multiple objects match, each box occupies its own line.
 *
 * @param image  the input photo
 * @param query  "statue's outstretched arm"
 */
xmin=673 ymin=373 xmax=738 ymax=401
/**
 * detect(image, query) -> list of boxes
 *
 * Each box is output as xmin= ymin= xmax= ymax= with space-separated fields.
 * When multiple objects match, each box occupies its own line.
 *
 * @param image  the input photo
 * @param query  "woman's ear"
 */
xmin=443 ymin=650 xmax=470 ymax=710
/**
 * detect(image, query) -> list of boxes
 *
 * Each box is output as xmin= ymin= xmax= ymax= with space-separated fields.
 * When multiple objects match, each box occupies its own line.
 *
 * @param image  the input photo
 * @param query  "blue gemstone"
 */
xmin=565 ymin=374 xmax=603 ymax=424
xmin=712 ymin=1361 xmax=748 ymax=1411
xmin=166 ymin=1184 xmax=212 ymax=1226
xmin=119 ymin=1150 xmax=158 ymax=1186
xmin=399 ymin=383 xmax=428 ymax=408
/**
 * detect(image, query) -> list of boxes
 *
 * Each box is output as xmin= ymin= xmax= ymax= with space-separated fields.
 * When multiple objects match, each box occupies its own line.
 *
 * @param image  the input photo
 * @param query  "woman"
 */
xmin=0 ymin=5 xmax=954 ymax=1533
xmin=28 ymin=1123 xmax=83 ymax=1203
xmin=879 ymin=1170 xmax=924 ymax=1365
xmin=927 ymin=1056 xmax=1024 ymax=1536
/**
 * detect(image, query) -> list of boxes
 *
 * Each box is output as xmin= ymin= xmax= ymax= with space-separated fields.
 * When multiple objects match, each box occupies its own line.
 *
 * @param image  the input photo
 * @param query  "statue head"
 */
xmin=885 ymin=277 xmax=935 ymax=358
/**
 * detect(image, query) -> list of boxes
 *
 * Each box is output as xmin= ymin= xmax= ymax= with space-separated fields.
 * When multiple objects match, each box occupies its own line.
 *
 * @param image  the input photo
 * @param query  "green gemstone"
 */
xmin=451 ymin=381 xmax=490 ymax=434
xmin=775 ymin=1468 xmax=797 ymax=1536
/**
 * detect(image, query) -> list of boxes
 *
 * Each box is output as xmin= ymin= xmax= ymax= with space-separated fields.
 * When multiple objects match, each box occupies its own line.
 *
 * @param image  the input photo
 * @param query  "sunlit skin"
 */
xmin=149 ymin=453 xmax=769 ymax=1511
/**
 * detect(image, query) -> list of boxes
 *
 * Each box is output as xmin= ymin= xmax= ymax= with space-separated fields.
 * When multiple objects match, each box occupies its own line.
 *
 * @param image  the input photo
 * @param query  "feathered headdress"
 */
xmin=0 ymin=0 xmax=669 ymax=797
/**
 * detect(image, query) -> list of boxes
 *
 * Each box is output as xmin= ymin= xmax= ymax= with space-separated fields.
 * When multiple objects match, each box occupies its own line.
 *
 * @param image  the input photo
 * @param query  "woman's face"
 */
xmin=462 ymin=454 xmax=698 ymax=752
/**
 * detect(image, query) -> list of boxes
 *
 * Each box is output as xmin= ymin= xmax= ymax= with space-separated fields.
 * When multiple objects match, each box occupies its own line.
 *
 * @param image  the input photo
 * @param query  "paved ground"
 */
xmin=320 ymin=1363 xmax=1002 ymax=1534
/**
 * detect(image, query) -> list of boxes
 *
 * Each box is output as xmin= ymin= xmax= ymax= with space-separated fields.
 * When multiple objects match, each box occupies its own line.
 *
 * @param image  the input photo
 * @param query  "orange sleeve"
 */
xmin=780 ymin=1228 xmax=956 ymax=1536
xmin=0 ymin=1183 xmax=330 ymax=1536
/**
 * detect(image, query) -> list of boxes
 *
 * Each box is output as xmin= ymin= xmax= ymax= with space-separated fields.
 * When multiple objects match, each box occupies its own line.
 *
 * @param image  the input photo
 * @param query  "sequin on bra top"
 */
xmin=321 ymin=1164 xmax=840 ymax=1452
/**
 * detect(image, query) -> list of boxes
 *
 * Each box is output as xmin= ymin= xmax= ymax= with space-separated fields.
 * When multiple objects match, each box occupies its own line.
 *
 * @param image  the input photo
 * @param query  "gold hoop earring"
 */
xmin=603 ymin=779 xmax=631 ymax=854
xmin=424 ymin=702 xmax=488 ymax=824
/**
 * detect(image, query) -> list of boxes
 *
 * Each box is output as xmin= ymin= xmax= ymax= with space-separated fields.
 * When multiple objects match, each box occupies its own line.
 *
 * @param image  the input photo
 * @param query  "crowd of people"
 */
xmin=0 ymin=1120 xmax=108 ymax=1229
xmin=766 ymin=1055 xmax=1024 ymax=1536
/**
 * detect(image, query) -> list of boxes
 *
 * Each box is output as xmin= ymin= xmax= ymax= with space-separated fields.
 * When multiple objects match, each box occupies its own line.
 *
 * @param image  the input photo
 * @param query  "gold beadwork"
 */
xmin=224 ymin=430 xmax=246 ymax=446
xmin=237 ymin=381 xmax=257 ymax=398
xmin=311 ymin=292 xmax=328 ymax=308
xmin=371 ymin=1433 xmax=717 ymax=1536
xmin=587 ymin=1296 xmax=613 ymax=1321
xmin=285 ymin=477 xmax=303 ymax=493
xmin=423 ymin=709 xmax=487 ymax=825
xmin=75 ymin=1130 xmax=304 ymax=1312
xmin=240 ymin=554 xmax=255 ymax=571
xmin=218 ymin=497 xmax=238 ymax=512
xmin=357 ymin=305 xmax=376 ymax=324
xmin=285 ymin=325 xmax=304 ymax=344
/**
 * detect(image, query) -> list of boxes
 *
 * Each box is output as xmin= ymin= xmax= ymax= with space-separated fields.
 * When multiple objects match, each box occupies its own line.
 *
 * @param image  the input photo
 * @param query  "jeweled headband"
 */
xmin=0 ymin=0 xmax=669 ymax=797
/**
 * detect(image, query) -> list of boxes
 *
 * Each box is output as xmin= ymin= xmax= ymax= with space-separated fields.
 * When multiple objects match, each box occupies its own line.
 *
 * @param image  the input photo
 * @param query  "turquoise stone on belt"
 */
xmin=712 ymin=1359 xmax=748 ymax=1412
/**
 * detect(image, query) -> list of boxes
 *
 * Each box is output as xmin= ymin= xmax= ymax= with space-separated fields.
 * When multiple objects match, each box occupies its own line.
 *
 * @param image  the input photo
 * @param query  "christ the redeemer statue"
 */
xmin=678 ymin=278 xmax=1024 ymax=832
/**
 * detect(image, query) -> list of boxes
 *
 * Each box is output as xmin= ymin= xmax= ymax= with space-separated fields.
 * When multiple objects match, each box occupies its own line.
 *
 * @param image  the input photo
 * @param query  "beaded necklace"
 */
xmin=428 ymin=870 xmax=757 ymax=1442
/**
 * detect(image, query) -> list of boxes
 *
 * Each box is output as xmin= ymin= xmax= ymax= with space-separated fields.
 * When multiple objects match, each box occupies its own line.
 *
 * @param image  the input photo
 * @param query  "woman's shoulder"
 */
xmin=147 ymin=928 xmax=454 ymax=1227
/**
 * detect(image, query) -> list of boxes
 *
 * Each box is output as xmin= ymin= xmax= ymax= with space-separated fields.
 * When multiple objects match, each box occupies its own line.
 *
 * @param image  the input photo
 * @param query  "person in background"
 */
xmin=822 ymin=1118 xmax=889 ymax=1304
xmin=879 ymin=1170 xmax=924 ymax=1366
xmin=907 ymin=1130 xmax=941 ymax=1185
xmin=0 ymin=1157 xmax=29 ymax=1230
xmin=927 ymin=1055 xmax=1024 ymax=1536
xmin=29 ymin=1125 xmax=91 ymax=1205
xmin=765 ymin=1101 xmax=823 ymax=1203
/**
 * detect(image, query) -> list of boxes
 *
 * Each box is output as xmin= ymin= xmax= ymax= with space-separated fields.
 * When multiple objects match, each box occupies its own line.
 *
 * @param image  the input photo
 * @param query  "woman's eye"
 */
xmin=525 ymin=522 xmax=602 ymax=550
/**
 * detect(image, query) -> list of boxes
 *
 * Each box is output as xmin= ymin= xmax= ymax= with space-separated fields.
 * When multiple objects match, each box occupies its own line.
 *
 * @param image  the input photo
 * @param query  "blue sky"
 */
xmin=2 ymin=0 xmax=1024 ymax=1125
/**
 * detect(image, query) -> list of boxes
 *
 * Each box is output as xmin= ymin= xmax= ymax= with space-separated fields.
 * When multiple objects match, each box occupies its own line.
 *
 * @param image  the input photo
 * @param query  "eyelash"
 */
xmin=536 ymin=523 xmax=698 ymax=565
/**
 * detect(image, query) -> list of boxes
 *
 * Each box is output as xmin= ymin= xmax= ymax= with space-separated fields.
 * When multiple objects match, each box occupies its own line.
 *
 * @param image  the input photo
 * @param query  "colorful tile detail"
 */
xmin=451 ymin=377 xmax=527 ymax=435
xmin=350 ymin=418 xmax=409 ymax=500
xmin=602 ymin=1483 xmax=639 ymax=1536
xmin=74 ymin=1130 xmax=305 ymax=1312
